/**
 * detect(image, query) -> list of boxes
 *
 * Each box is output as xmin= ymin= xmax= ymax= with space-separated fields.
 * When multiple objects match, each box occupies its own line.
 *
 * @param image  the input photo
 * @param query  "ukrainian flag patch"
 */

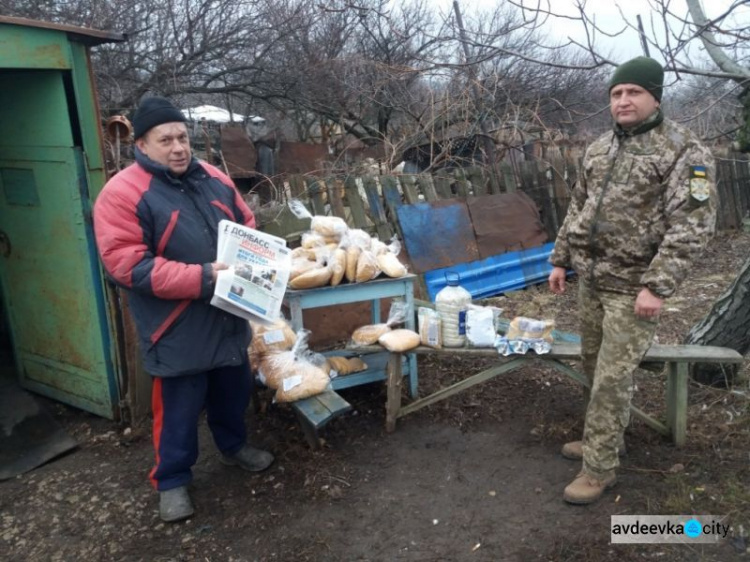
xmin=689 ymin=166 xmax=709 ymax=202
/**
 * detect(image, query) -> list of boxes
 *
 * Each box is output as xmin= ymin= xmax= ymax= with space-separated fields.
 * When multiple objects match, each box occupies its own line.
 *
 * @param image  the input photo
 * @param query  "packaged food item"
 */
xmin=310 ymin=215 xmax=348 ymax=238
xmin=290 ymin=257 xmax=320 ymax=281
xmin=418 ymin=306 xmax=442 ymax=348
xmin=259 ymin=329 xmax=332 ymax=402
xmin=377 ymin=252 xmax=407 ymax=278
xmin=351 ymin=323 xmax=391 ymax=345
xmin=506 ymin=317 xmax=555 ymax=342
xmin=465 ymin=305 xmax=503 ymax=348
xmin=355 ymin=250 xmax=380 ymax=282
xmin=345 ymin=245 xmax=361 ymax=282
xmin=330 ymin=248 xmax=347 ymax=286
xmin=378 ymin=329 xmax=420 ymax=352
xmin=288 ymin=266 xmax=332 ymax=289
xmin=350 ymin=300 xmax=407 ymax=345
xmin=435 ymin=272 xmax=472 ymax=347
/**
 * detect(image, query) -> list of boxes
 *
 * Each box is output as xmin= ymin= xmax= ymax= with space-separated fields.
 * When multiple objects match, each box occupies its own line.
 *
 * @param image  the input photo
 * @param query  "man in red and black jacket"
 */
xmin=94 ymin=97 xmax=273 ymax=523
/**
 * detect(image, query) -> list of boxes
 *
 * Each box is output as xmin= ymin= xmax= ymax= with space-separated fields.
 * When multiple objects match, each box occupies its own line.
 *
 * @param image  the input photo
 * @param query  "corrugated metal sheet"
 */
xmin=423 ymin=242 xmax=556 ymax=301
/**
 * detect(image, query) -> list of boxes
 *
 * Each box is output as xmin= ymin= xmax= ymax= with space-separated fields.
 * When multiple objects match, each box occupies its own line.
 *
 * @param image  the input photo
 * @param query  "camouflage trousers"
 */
xmin=579 ymin=282 xmax=658 ymax=479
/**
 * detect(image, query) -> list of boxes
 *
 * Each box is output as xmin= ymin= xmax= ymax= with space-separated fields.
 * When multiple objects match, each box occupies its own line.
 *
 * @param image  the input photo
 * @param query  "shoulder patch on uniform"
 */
xmin=689 ymin=166 xmax=709 ymax=202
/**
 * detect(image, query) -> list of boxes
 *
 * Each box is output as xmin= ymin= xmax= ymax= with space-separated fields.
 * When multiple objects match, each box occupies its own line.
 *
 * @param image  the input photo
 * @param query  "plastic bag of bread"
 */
xmin=326 ymin=355 xmax=369 ymax=376
xmin=350 ymin=300 xmax=407 ymax=345
xmin=310 ymin=215 xmax=348 ymax=239
xmin=290 ymin=257 xmax=320 ymax=281
xmin=378 ymin=329 xmax=420 ymax=352
xmin=288 ymin=264 xmax=332 ymax=289
xmin=300 ymin=231 xmax=328 ymax=249
xmin=249 ymin=318 xmax=297 ymax=361
xmin=329 ymin=247 xmax=347 ymax=286
xmin=345 ymin=244 xmax=361 ymax=282
xmin=348 ymin=229 xmax=372 ymax=251
xmin=258 ymin=330 xmax=332 ymax=402
xmin=291 ymin=246 xmax=317 ymax=261
xmin=377 ymin=252 xmax=407 ymax=278
xmin=370 ymin=237 xmax=389 ymax=255
xmin=355 ymin=250 xmax=380 ymax=282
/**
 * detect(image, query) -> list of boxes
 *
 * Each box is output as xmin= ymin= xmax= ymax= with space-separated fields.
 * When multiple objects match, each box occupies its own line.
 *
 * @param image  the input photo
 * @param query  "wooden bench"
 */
xmin=354 ymin=342 xmax=744 ymax=447
xmin=292 ymin=389 xmax=352 ymax=449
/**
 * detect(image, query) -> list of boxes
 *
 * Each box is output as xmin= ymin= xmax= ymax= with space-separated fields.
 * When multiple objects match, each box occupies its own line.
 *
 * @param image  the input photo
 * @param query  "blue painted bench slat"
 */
xmin=292 ymin=390 xmax=352 ymax=448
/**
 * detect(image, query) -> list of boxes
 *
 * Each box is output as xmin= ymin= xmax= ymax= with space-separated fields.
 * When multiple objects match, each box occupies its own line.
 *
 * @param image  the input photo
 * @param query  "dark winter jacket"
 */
xmin=93 ymin=149 xmax=254 ymax=376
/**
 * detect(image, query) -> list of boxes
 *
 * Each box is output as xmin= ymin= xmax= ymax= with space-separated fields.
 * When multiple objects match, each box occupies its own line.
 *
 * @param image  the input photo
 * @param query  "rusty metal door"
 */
xmin=0 ymin=69 xmax=117 ymax=418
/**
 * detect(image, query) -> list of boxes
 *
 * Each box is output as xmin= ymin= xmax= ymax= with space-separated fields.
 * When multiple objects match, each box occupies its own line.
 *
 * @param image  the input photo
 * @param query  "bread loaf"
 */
xmin=355 ymin=250 xmax=380 ymax=282
xmin=378 ymin=329 xmax=421 ymax=352
xmin=310 ymin=216 xmax=348 ymax=238
xmin=330 ymin=248 xmax=347 ymax=286
xmin=377 ymin=252 xmax=407 ymax=278
xmin=351 ymin=323 xmax=391 ymax=345
xmin=346 ymin=357 xmax=368 ymax=373
xmin=274 ymin=362 xmax=331 ymax=403
xmin=290 ymin=258 xmax=319 ymax=281
xmin=327 ymin=355 xmax=351 ymax=375
xmin=345 ymin=245 xmax=361 ymax=282
xmin=289 ymin=266 xmax=332 ymax=289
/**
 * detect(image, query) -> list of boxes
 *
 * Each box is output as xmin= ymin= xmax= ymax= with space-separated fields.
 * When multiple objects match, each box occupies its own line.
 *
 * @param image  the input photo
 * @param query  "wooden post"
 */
xmin=344 ymin=176 xmax=372 ymax=232
xmin=400 ymin=174 xmax=420 ymax=204
xmin=417 ymin=174 xmax=440 ymax=202
xmin=666 ymin=361 xmax=688 ymax=447
xmin=327 ymin=177 xmax=347 ymax=218
xmin=385 ymin=353 xmax=403 ymax=433
xmin=466 ymin=166 xmax=486 ymax=196
xmin=454 ymin=168 xmax=470 ymax=198
xmin=305 ymin=177 xmax=327 ymax=215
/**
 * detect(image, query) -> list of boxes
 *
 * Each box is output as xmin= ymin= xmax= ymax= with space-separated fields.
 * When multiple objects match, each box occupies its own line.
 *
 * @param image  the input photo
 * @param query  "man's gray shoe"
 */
xmin=221 ymin=445 xmax=274 ymax=472
xmin=159 ymin=486 xmax=194 ymax=523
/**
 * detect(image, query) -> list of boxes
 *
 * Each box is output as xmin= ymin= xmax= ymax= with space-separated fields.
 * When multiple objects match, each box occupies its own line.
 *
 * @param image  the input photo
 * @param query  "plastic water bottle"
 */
xmin=435 ymin=272 xmax=472 ymax=348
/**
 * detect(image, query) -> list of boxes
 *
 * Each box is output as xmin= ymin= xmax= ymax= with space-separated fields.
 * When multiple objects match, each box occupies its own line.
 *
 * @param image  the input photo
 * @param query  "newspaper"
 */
xmin=210 ymin=220 xmax=292 ymax=324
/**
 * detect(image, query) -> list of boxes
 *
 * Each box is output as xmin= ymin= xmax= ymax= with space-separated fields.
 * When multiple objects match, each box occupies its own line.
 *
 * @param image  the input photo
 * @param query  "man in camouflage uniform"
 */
xmin=548 ymin=56 xmax=717 ymax=504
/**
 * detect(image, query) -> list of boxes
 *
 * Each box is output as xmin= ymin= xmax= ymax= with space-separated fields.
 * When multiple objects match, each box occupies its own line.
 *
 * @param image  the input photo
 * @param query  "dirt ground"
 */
xmin=2 ymin=232 xmax=749 ymax=562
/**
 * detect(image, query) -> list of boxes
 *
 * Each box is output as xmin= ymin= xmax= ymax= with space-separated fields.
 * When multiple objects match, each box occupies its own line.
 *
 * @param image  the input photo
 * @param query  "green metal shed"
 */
xmin=0 ymin=17 xmax=126 ymax=419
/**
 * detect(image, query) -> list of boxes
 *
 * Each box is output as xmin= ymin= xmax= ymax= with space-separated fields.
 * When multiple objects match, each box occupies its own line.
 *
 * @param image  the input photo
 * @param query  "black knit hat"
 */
xmin=609 ymin=57 xmax=664 ymax=102
xmin=132 ymin=96 xmax=187 ymax=139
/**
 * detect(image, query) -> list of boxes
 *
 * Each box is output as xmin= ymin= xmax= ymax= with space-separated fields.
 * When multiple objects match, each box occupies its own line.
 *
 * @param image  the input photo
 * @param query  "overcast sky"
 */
xmin=433 ymin=0 xmax=749 ymax=62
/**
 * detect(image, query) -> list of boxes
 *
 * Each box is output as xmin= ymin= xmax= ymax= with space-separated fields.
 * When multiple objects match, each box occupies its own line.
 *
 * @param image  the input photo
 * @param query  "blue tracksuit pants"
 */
xmin=149 ymin=362 xmax=252 ymax=491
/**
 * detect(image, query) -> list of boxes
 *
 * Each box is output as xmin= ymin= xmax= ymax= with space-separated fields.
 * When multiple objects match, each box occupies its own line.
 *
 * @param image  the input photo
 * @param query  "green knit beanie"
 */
xmin=609 ymin=57 xmax=664 ymax=102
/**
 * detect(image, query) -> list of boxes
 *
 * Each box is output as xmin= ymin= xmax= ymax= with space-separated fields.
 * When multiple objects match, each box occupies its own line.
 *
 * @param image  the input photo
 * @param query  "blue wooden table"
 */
xmin=284 ymin=274 xmax=418 ymax=398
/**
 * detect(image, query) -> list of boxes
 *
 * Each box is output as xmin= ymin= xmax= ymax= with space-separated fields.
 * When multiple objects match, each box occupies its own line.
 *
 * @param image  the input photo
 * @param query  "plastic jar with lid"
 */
xmin=435 ymin=272 xmax=472 ymax=348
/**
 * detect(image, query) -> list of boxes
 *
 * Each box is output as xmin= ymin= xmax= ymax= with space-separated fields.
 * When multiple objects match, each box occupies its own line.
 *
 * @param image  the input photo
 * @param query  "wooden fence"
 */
xmin=254 ymin=153 xmax=750 ymax=243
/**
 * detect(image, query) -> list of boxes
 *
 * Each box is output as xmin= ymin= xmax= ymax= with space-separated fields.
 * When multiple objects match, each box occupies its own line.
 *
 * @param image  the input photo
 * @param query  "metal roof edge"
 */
xmin=0 ymin=16 xmax=126 ymax=46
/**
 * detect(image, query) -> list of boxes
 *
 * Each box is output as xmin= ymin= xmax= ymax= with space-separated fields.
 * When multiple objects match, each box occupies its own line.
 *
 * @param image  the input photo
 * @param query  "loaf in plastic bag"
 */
xmin=257 ymin=329 xmax=332 ymax=401
xmin=330 ymin=248 xmax=347 ymax=286
xmin=355 ymin=250 xmax=380 ymax=282
xmin=248 ymin=318 xmax=297 ymax=369
xmin=288 ymin=266 xmax=332 ymax=289
xmin=310 ymin=215 xmax=348 ymax=239
xmin=378 ymin=329 xmax=420 ymax=352
xmin=377 ymin=252 xmax=407 ymax=278
xmin=350 ymin=300 xmax=407 ymax=345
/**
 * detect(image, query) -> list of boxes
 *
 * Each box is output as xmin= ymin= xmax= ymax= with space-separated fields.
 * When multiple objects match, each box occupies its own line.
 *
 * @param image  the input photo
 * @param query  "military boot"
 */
xmin=221 ymin=444 xmax=274 ymax=472
xmin=563 ymin=470 xmax=617 ymax=505
xmin=561 ymin=440 xmax=626 ymax=460
xmin=159 ymin=486 xmax=194 ymax=523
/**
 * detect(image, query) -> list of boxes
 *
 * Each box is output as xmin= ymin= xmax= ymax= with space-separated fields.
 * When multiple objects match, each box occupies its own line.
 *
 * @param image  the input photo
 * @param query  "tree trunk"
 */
xmin=684 ymin=254 xmax=750 ymax=385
